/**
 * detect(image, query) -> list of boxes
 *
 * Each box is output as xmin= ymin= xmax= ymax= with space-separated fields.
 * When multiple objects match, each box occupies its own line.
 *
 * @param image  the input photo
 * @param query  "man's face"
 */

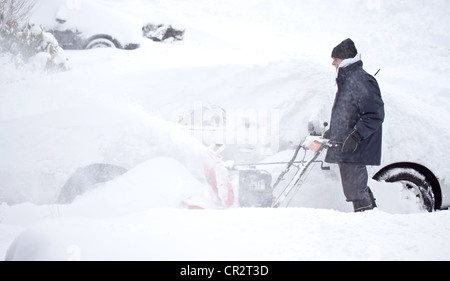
xmin=332 ymin=58 xmax=343 ymax=70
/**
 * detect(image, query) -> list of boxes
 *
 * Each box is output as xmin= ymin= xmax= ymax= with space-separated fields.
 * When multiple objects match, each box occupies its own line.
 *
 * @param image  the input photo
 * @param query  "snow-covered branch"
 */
xmin=0 ymin=0 xmax=36 ymax=27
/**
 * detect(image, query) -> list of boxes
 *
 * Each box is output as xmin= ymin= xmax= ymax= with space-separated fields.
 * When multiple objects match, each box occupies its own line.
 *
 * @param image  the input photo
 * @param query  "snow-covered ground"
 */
xmin=1 ymin=0 xmax=450 ymax=261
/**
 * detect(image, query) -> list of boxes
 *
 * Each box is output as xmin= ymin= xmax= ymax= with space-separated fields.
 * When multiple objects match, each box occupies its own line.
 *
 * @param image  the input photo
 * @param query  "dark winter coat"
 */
xmin=325 ymin=60 xmax=384 ymax=165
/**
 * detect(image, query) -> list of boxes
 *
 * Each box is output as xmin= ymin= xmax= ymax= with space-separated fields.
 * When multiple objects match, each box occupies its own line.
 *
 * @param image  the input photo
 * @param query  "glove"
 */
xmin=342 ymin=130 xmax=362 ymax=153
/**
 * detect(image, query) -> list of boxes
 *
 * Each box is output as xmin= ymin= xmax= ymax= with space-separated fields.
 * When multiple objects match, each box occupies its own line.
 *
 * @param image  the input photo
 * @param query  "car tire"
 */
xmin=84 ymin=34 xmax=122 ymax=49
xmin=58 ymin=163 xmax=127 ymax=204
xmin=373 ymin=163 xmax=439 ymax=212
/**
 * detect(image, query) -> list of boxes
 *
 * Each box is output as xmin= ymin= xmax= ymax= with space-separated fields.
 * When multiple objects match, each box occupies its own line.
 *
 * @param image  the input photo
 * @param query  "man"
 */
xmin=324 ymin=38 xmax=385 ymax=212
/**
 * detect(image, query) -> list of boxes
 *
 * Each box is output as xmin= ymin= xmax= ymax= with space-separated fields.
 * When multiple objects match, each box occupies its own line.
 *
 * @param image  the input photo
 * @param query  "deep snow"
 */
xmin=1 ymin=0 xmax=450 ymax=261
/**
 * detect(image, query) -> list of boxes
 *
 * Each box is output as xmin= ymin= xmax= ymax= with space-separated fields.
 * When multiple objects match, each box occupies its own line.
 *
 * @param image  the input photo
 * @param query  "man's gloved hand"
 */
xmin=342 ymin=130 xmax=362 ymax=153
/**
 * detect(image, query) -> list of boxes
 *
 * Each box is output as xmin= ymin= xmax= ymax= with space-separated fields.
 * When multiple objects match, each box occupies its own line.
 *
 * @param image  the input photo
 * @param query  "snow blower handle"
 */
xmin=272 ymin=138 xmax=304 ymax=188
xmin=321 ymin=122 xmax=328 ymax=139
xmin=320 ymin=122 xmax=343 ymax=148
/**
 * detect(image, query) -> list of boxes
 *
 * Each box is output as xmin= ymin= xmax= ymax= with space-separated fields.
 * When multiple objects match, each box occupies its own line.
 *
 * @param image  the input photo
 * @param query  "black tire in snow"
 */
xmin=58 ymin=163 xmax=127 ymax=204
xmin=84 ymin=34 xmax=122 ymax=49
xmin=372 ymin=162 xmax=441 ymax=212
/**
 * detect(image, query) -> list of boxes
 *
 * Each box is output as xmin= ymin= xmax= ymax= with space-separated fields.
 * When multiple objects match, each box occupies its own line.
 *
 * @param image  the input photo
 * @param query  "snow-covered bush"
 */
xmin=1 ymin=23 xmax=69 ymax=71
xmin=0 ymin=0 xmax=69 ymax=71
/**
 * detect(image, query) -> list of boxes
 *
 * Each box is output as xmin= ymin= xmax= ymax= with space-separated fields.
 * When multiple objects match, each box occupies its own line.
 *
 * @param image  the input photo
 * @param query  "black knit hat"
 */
xmin=331 ymin=38 xmax=358 ymax=59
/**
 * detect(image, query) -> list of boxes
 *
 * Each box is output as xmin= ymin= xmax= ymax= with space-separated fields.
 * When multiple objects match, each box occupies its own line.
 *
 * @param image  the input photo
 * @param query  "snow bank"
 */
xmin=66 ymin=157 xmax=220 ymax=216
xmin=5 ymin=207 xmax=450 ymax=261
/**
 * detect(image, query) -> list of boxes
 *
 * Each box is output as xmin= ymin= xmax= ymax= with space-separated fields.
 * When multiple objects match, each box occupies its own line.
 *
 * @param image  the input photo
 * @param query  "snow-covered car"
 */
xmin=30 ymin=0 xmax=142 ymax=50
xmin=0 ymin=101 xmax=234 ymax=209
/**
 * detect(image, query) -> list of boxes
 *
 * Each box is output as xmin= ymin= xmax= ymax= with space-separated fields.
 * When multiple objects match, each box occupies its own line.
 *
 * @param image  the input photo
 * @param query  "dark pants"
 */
xmin=338 ymin=164 xmax=369 ymax=202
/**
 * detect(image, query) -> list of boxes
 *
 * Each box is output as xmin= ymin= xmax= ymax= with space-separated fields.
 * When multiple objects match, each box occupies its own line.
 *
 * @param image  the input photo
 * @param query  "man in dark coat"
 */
xmin=324 ymin=38 xmax=385 ymax=212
